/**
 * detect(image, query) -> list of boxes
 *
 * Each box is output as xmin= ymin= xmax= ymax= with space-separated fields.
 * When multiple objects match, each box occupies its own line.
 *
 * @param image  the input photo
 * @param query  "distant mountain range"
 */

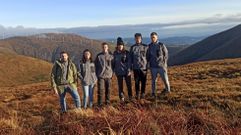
xmin=169 ymin=24 xmax=241 ymax=65
xmin=0 ymin=22 xmax=238 ymax=39
xmin=1 ymin=24 xmax=241 ymax=67
xmin=0 ymin=33 xmax=189 ymax=64
xmin=106 ymin=36 xmax=205 ymax=46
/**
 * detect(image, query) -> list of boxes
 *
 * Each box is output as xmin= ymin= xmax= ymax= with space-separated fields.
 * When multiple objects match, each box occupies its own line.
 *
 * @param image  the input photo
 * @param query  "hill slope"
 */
xmin=0 ymin=58 xmax=240 ymax=134
xmin=169 ymin=24 xmax=241 ymax=65
xmin=0 ymin=50 xmax=52 ymax=87
xmin=0 ymin=33 xmax=114 ymax=64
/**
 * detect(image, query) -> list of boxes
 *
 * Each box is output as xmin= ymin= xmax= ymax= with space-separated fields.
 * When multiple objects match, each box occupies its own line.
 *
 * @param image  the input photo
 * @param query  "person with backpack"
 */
xmin=78 ymin=49 xmax=97 ymax=109
xmin=130 ymin=33 xmax=148 ymax=100
xmin=51 ymin=51 xmax=81 ymax=113
xmin=95 ymin=42 xmax=114 ymax=106
xmin=113 ymin=37 xmax=133 ymax=102
xmin=147 ymin=32 xmax=171 ymax=98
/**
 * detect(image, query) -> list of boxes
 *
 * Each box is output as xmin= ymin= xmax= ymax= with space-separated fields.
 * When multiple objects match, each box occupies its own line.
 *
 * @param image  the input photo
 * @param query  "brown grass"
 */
xmin=0 ymin=52 xmax=52 ymax=87
xmin=0 ymin=58 xmax=241 ymax=135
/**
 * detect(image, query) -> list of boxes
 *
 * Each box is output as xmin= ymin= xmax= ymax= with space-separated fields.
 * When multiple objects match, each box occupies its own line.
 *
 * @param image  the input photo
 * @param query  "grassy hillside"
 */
xmin=169 ymin=24 xmax=241 ymax=65
xmin=0 ymin=58 xmax=240 ymax=134
xmin=0 ymin=51 xmax=52 ymax=87
xmin=0 ymin=33 xmax=115 ymax=64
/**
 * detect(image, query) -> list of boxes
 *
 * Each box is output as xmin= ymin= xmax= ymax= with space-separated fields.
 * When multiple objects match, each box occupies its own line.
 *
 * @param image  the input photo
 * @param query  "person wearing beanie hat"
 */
xmin=130 ymin=33 xmax=148 ymax=100
xmin=113 ymin=37 xmax=133 ymax=102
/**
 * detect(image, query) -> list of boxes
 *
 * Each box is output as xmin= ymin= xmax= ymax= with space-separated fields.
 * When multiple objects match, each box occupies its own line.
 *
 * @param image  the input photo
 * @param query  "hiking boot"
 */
xmin=161 ymin=89 xmax=171 ymax=95
xmin=140 ymin=93 xmax=145 ymax=99
xmin=152 ymin=93 xmax=157 ymax=99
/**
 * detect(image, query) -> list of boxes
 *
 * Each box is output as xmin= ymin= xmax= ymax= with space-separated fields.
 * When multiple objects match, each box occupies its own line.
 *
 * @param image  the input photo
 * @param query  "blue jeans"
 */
xmin=151 ymin=67 xmax=170 ymax=94
xmin=82 ymin=84 xmax=95 ymax=109
xmin=59 ymin=85 xmax=81 ymax=112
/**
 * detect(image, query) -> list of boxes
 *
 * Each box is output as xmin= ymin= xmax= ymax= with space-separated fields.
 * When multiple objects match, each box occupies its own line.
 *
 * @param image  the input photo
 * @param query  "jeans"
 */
xmin=117 ymin=75 xmax=132 ymax=100
xmin=59 ymin=85 xmax=81 ymax=112
xmin=82 ymin=84 xmax=95 ymax=109
xmin=97 ymin=78 xmax=111 ymax=106
xmin=150 ymin=67 xmax=170 ymax=95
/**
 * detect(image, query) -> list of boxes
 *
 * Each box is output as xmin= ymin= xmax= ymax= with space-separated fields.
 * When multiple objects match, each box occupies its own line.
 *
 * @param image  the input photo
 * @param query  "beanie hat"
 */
xmin=117 ymin=37 xmax=124 ymax=46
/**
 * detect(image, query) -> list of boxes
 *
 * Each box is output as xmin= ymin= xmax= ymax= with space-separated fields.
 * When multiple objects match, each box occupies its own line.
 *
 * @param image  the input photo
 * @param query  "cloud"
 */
xmin=0 ymin=13 xmax=240 ymax=39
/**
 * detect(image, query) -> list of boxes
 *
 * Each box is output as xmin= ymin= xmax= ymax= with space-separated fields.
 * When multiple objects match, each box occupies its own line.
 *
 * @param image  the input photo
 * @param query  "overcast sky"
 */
xmin=0 ymin=0 xmax=241 ymax=28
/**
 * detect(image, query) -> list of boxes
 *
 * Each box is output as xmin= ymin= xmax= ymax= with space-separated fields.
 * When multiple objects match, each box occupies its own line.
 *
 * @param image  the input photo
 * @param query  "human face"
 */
xmin=102 ymin=44 xmax=109 ymax=53
xmin=60 ymin=53 xmax=68 ymax=62
xmin=151 ymin=35 xmax=158 ymax=43
xmin=84 ymin=51 xmax=91 ymax=60
xmin=135 ymin=36 xmax=142 ymax=44
xmin=117 ymin=44 xmax=124 ymax=51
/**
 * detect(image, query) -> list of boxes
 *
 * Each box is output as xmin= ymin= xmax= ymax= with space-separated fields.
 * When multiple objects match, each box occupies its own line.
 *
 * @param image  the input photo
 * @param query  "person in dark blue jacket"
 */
xmin=147 ymin=32 xmax=170 ymax=98
xmin=113 ymin=37 xmax=132 ymax=102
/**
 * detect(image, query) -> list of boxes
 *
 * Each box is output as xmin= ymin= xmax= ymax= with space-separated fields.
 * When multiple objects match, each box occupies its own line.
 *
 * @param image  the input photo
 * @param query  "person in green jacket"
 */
xmin=51 ymin=51 xmax=81 ymax=113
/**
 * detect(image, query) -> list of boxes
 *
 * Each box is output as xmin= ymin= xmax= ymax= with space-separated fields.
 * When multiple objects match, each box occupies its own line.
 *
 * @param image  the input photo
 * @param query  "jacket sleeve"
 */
xmin=95 ymin=55 xmax=100 ymax=77
xmin=127 ymin=51 xmax=132 ymax=72
xmin=72 ymin=63 xmax=78 ymax=84
xmin=162 ymin=44 xmax=168 ymax=64
xmin=112 ymin=53 xmax=116 ymax=71
xmin=129 ymin=46 xmax=134 ymax=70
xmin=50 ymin=63 xmax=57 ymax=89
xmin=77 ymin=63 xmax=83 ymax=80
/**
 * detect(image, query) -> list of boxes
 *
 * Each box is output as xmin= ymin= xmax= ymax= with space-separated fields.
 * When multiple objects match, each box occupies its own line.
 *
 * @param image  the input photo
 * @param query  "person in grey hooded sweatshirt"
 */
xmin=78 ymin=49 xmax=97 ymax=109
xmin=147 ymin=32 xmax=170 ymax=98
xmin=130 ymin=33 xmax=148 ymax=99
xmin=113 ymin=37 xmax=132 ymax=102
xmin=95 ymin=42 xmax=114 ymax=106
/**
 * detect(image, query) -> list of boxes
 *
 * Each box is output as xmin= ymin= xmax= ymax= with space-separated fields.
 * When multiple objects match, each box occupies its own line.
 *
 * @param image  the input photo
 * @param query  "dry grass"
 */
xmin=0 ymin=58 xmax=241 ymax=135
xmin=0 ymin=52 xmax=52 ymax=87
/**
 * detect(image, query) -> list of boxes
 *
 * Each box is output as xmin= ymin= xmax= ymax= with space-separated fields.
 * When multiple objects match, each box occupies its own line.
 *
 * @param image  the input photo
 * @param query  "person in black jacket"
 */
xmin=130 ymin=33 xmax=148 ymax=99
xmin=113 ymin=37 xmax=132 ymax=102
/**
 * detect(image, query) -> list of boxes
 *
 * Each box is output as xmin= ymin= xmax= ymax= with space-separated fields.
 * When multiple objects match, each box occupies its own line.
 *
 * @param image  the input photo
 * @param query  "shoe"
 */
xmin=140 ymin=93 xmax=145 ymax=99
xmin=161 ymin=89 xmax=170 ymax=95
xmin=152 ymin=93 xmax=156 ymax=98
xmin=121 ymin=97 xmax=125 ymax=102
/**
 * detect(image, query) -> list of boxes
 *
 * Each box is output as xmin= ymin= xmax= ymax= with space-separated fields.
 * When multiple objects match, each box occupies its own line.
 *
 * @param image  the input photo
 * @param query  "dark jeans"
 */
xmin=97 ymin=78 xmax=111 ymax=106
xmin=133 ymin=69 xmax=147 ymax=98
xmin=117 ymin=75 xmax=132 ymax=100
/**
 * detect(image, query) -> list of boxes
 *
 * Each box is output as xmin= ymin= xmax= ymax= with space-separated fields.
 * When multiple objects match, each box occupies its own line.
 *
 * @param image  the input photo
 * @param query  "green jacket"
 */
xmin=51 ymin=59 xmax=78 ymax=94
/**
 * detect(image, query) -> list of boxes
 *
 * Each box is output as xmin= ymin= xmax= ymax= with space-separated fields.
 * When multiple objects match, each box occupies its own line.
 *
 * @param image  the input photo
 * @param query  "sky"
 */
xmin=0 ymin=0 xmax=241 ymax=28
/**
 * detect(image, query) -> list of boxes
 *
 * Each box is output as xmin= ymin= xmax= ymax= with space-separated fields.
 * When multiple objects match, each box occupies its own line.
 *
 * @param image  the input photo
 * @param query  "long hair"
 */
xmin=81 ymin=49 xmax=93 ymax=63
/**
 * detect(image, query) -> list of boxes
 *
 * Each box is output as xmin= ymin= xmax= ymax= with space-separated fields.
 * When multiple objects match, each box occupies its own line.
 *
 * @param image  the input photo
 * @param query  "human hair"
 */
xmin=150 ymin=32 xmax=158 ymax=36
xmin=102 ymin=42 xmax=109 ymax=46
xmin=60 ymin=51 xmax=68 ymax=55
xmin=81 ymin=49 xmax=93 ymax=63
xmin=134 ymin=33 xmax=142 ymax=38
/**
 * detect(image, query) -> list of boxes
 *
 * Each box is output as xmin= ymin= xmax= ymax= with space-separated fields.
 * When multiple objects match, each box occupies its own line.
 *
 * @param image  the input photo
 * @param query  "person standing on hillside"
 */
xmin=130 ymin=33 xmax=148 ymax=100
xmin=113 ymin=37 xmax=133 ymax=102
xmin=51 ymin=51 xmax=81 ymax=113
xmin=95 ymin=42 xmax=114 ymax=107
xmin=147 ymin=32 xmax=171 ymax=98
xmin=78 ymin=49 xmax=97 ymax=109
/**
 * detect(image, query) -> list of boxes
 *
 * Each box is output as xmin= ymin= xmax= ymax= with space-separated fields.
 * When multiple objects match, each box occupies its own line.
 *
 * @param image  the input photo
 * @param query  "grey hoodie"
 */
xmin=78 ymin=61 xmax=97 ymax=86
xmin=130 ymin=43 xmax=148 ymax=70
xmin=147 ymin=42 xmax=168 ymax=68
xmin=113 ymin=50 xmax=131 ymax=76
xmin=95 ymin=52 xmax=114 ymax=79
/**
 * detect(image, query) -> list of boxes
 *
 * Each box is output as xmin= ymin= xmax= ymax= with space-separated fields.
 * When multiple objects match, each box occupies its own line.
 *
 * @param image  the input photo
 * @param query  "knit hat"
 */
xmin=117 ymin=37 xmax=124 ymax=46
